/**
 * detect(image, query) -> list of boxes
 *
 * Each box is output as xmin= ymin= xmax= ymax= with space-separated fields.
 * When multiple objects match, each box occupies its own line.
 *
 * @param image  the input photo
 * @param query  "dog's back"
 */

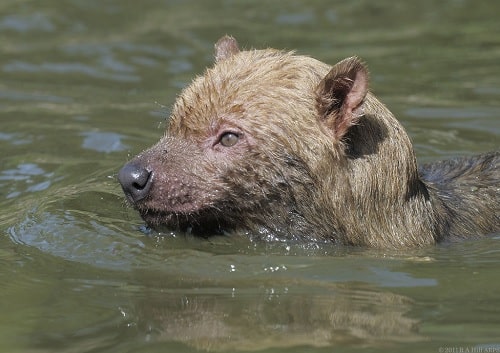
xmin=419 ymin=151 xmax=499 ymax=238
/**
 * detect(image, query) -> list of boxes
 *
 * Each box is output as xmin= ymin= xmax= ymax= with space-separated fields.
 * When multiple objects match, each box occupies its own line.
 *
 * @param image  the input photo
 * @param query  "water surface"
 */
xmin=1 ymin=1 xmax=499 ymax=352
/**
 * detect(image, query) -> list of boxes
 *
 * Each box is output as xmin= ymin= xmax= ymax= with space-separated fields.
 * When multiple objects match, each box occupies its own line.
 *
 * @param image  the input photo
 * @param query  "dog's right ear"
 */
xmin=214 ymin=35 xmax=240 ymax=62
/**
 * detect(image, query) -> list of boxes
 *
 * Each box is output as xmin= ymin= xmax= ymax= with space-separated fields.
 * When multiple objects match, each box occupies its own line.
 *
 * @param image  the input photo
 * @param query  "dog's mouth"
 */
xmin=136 ymin=206 xmax=232 ymax=237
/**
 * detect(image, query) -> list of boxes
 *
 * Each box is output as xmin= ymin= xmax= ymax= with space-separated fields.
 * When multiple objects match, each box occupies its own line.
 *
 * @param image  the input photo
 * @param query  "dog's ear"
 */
xmin=215 ymin=35 xmax=240 ymax=62
xmin=316 ymin=56 xmax=369 ymax=140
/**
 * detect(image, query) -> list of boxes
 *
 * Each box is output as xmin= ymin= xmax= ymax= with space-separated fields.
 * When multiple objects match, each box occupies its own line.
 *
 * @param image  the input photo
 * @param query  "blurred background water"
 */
xmin=0 ymin=1 xmax=499 ymax=352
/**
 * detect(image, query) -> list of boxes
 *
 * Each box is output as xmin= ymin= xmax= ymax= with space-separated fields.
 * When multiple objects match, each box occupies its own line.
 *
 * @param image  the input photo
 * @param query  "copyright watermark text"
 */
xmin=438 ymin=347 xmax=500 ymax=353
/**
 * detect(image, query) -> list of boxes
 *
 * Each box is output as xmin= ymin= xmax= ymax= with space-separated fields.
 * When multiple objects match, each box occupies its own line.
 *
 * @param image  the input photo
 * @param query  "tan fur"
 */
xmin=118 ymin=36 xmax=499 ymax=248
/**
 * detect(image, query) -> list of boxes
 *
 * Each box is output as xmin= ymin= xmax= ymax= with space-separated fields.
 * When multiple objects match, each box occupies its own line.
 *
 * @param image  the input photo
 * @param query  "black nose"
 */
xmin=118 ymin=162 xmax=153 ymax=203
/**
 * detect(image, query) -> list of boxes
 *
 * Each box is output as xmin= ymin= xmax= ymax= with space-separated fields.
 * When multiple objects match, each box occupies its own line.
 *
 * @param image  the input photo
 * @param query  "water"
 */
xmin=1 ymin=0 xmax=499 ymax=352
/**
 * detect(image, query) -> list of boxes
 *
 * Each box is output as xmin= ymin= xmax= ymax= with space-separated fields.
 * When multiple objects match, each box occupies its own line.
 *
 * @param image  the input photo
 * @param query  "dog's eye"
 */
xmin=219 ymin=132 xmax=239 ymax=147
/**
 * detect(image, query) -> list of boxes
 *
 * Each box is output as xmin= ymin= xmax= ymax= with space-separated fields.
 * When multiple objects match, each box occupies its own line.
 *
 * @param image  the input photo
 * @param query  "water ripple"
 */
xmin=3 ymin=61 xmax=141 ymax=82
xmin=0 ymin=13 xmax=55 ymax=33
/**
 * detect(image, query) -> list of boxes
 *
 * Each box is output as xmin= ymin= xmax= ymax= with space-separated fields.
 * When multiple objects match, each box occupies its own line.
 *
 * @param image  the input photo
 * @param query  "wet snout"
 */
xmin=118 ymin=162 xmax=153 ymax=204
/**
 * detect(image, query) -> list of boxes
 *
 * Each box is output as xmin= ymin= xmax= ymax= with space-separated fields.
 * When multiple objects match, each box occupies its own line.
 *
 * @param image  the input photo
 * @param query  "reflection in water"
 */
xmin=12 ymin=267 xmax=420 ymax=352
xmin=132 ymin=287 xmax=419 ymax=351
xmin=25 ymin=277 xmax=421 ymax=352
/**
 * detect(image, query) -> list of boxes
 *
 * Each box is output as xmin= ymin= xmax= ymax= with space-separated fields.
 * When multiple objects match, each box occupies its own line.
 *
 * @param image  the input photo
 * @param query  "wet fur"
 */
xmin=120 ymin=36 xmax=499 ymax=248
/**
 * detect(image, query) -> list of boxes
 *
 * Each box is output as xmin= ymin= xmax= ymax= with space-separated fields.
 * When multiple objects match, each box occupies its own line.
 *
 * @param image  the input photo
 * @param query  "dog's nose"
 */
xmin=118 ymin=162 xmax=153 ymax=203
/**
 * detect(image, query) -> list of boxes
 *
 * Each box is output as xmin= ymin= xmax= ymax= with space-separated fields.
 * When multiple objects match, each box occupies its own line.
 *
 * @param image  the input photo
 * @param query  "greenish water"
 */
xmin=1 ymin=1 xmax=499 ymax=352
